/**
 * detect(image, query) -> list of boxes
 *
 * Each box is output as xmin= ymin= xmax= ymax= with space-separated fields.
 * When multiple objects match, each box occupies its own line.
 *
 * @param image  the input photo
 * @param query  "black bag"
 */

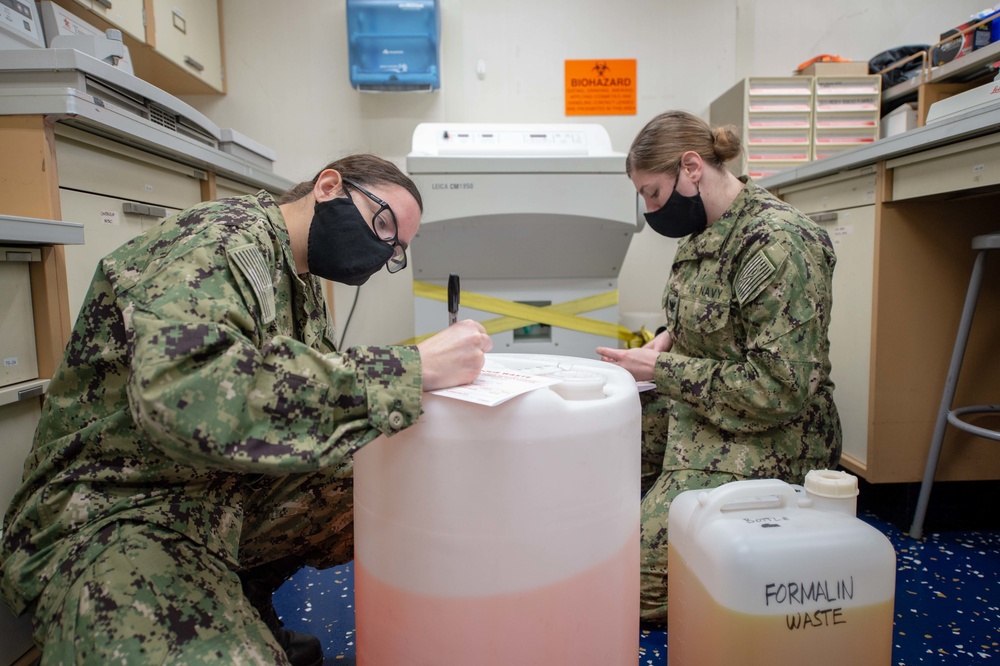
xmin=869 ymin=45 xmax=930 ymax=88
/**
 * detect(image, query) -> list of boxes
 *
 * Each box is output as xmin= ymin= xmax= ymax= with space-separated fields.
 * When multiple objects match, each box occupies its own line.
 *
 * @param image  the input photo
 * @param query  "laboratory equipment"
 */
xmin=925 ymin=66 xmax=1000 ymax=124
xmin=667 ymin=472 xmax=896 ymax=665
xmin=406 ymin=123 xmax=639 ymax=358
xmin=354 ymin=353 xmax=641 ymax=665
xmin=38 ymin=1 xmax=134 ymax=74
xmin=0 ymin=0 xmax=44 ymax=49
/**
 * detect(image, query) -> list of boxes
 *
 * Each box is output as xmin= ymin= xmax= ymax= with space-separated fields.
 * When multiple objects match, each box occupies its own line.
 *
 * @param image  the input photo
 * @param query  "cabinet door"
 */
xmin=0 ymin=398 xmax=42 ymax=665
xmin=72 ymin=0 xmax=147 ymax=43
xmin=152 ymin=0 xmax=223 ymax=92
xmin=812 ymin=205 xmax=876 ymax=470
xmin=55 ymin=128 xmax=203 ymax=211
xmin=0 ymin=261 xmax=39 ymax=388
xmin=59 ymin=189 xmax=179 ymax=322
xmin=215 ymin=176 xmax=260 ymax=200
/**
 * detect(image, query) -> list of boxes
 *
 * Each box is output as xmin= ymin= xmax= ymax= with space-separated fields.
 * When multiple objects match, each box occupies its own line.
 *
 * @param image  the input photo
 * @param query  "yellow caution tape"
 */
xmin=400 ymin=281 xmax=650 ymax=347
xmin=629 ymin=325 xmax=655 ymax=348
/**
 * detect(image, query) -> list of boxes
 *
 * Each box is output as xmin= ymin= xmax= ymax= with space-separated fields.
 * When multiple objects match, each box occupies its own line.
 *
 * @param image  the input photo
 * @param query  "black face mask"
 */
xmin=307 ymin=197 xmax=394 ymax=286
xmin=643 ymin=177 xmax=708 ymax=239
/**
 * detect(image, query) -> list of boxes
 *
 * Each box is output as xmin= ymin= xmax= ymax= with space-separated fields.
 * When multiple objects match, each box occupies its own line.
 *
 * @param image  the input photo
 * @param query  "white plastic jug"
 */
xmin=354 ymin=353 xmax=641 ymax=666
xmin=667 ymin=471 xmax=896 ymax=665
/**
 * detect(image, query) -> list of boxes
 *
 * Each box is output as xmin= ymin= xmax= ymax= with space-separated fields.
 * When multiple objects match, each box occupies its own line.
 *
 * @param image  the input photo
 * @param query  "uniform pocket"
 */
xmin=677 ymin=296 xmax=730 ymax=335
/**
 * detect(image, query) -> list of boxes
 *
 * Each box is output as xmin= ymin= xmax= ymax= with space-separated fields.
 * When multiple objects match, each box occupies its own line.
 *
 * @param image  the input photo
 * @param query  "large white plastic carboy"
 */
xmin=667 ymin=471 xmax=896 ymax=665
xmin=354 ymin=353 xmax=641 ymax=666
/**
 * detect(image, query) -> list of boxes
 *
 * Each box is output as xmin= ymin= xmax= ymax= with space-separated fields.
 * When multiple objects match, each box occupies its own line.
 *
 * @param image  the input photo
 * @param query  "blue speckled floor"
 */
xmin=273 ymin=514 xmax=1000 ymax=664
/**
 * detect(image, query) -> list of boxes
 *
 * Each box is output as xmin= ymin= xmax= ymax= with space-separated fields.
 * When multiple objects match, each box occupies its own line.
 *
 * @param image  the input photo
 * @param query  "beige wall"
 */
xmin=184 ymin=0 xmax=988 ymax=348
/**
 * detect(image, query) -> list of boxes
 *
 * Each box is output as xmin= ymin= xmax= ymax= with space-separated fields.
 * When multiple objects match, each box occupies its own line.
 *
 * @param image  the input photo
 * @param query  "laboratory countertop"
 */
xmin=759 ymin=96 xmax=1000 ymax=190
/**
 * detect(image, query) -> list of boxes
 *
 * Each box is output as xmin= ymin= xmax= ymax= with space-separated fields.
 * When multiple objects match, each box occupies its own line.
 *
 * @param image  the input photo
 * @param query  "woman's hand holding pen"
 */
xmin=418 ymin=320 xmax=493 ymax=391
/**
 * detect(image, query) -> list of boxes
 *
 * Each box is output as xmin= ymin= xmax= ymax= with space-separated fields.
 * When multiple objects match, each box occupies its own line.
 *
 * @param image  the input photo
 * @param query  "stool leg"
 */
xmin=909 ymin=249 xmax=988 ymax=539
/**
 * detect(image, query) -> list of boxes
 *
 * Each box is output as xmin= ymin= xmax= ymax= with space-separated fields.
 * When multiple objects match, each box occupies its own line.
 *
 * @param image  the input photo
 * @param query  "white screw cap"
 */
xmin=804 ymin=469 xmax=859 ymax=499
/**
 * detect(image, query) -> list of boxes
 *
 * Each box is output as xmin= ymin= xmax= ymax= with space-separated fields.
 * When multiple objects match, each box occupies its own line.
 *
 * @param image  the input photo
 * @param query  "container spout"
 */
xmin=804 ymin=469 xmax=859 ymax=515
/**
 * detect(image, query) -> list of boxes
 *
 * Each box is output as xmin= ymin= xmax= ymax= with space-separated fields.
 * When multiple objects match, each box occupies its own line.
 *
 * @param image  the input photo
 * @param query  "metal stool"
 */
xmin=909 ymin=232 xmax=1000 ymax=540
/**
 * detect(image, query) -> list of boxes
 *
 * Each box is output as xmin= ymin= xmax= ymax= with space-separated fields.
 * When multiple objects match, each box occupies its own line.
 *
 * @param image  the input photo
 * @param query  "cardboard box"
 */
xmin=796 ymin=61 xmax=870 ymax=77
xmin=931 ymin=10 xmax=1000 ymax=66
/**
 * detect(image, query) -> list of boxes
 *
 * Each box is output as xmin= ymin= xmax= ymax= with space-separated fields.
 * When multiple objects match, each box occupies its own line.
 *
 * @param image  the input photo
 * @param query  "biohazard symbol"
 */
xmin=592 ymin=61 xmax=610 ymax=77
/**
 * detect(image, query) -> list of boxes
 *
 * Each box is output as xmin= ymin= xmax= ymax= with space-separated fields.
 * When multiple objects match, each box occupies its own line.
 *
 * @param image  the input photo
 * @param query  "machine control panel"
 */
xmin=411 ymin=123 xmax=615 ymax=157
xmin=0 ymin=0 xmax=44 ymax=49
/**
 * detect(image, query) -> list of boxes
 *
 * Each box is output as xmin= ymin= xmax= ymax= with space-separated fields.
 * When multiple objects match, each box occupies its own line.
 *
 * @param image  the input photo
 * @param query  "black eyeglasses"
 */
xmin=342 ymin=178 xmax=407 ymax=274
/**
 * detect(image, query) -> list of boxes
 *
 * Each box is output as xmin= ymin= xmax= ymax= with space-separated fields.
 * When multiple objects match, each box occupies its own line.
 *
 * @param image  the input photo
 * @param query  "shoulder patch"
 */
xmin=228 ymin=244 xmax=276 ymax=324
xmin=736 ymin=250 xmax=776 ymax=305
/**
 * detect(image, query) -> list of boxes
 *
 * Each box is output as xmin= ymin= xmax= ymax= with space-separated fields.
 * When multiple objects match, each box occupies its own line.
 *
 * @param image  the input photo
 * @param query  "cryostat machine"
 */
xmin=406 ymin=123 xmax=640 ymax=358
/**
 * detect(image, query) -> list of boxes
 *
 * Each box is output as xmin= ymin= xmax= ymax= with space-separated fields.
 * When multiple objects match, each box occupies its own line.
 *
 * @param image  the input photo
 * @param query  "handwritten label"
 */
xmin=3 ymin=357 xmax=18 ymax=367
xmin=100 ymin=210 xmax=120 ymax=226
xmin=765 ymin=576 xmax=855 ymax=631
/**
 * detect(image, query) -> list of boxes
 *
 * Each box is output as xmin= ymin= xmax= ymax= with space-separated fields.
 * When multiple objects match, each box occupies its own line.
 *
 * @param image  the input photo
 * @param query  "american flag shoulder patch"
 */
xmin=736 ymin=250 xmax=776 ymax=305
xmin=228 ymin=244 xmax=276 ymax=324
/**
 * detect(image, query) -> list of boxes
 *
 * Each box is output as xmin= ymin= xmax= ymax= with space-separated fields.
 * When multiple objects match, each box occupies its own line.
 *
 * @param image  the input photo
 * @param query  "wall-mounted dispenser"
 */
xmin=346 ymin=0 xmax=440 ymax=92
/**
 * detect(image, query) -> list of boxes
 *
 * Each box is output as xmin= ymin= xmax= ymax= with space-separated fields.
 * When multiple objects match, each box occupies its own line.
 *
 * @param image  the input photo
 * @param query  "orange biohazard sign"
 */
xmin=565 ymin=59 xmax=637 ymax=116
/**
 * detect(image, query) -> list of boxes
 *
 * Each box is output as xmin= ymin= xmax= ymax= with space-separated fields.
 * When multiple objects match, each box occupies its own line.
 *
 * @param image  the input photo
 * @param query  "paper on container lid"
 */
xmin=804 ymin=469 xmax=859 ymax=499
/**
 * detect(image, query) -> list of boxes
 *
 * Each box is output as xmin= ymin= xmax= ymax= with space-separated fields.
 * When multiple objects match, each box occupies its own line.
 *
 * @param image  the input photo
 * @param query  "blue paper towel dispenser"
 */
xmin=346 ymin=0 xmax=440 ymax=92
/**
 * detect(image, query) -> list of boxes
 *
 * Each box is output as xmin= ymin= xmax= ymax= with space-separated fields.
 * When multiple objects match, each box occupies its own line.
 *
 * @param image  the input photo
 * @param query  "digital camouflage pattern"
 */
xmin=640 ymin=177 xmax=842 ymax=624
xmin=0 ymin=191 xmax=422 ymax=660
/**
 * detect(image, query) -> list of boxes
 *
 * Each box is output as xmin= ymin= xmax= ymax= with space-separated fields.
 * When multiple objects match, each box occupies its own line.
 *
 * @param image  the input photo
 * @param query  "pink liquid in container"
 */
xmin=354 ymin=353 xmax=641 ymax=665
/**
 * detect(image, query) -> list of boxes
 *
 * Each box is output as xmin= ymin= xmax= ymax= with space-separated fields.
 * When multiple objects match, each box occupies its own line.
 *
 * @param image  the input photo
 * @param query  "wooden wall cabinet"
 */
xmin=51 ymin=0 xmax=225 ymax=94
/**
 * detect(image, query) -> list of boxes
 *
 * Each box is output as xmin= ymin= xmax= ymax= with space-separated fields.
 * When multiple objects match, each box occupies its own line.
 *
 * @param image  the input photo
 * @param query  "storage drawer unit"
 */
xmin=888 ymin=133 xmax=1000 ymax=200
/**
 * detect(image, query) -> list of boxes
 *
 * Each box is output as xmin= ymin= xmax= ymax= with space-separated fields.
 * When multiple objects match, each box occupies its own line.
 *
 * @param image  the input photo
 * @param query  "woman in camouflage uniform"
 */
xmin=598 ymin=111 xmax=841 ymax=625
xmin=0 ymin=155 xmax=492 ymax=664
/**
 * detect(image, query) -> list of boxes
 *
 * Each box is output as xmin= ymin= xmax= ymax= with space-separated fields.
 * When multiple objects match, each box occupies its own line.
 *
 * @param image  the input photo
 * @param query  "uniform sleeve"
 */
xmin=654 ymin=231 xmax=833 ymax=434
xmin=121 ymin=240 xmax=423 ymax=475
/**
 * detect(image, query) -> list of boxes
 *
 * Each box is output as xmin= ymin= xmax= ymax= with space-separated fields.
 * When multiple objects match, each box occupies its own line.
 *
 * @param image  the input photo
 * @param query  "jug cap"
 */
xmin=548 ymin=370 xmax=607 ymax=401
xmin=804 ymin=469 xmax=859 ymax=499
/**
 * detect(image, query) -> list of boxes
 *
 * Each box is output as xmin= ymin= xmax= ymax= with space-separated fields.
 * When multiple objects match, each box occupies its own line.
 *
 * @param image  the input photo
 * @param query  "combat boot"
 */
xmin=238 ymin=557 xmax=324 ymax=666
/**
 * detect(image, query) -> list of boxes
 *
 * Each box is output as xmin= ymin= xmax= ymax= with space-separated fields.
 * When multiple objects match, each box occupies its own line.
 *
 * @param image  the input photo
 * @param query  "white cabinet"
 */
xmin=60 ymin=190 xmax=179 ymax=319
xmin=780 ymin=168 xmax=877 ymax=471
xmin=49 ymin=0 xmax=225 ymax=94
xmin=70 ymin=0 xmax=146 ymax=43
xmin=711 ymin=77 xmax=814 ymax=179
xmin=813 ymin=77 xmax=881 ymax=161
xmin=54 ymin=126 xmax=203 ymax=320
xmin=151 ymin=0 xmax=224 ymax=92
xmin=711 ymin=76 xmax=881 ymax=179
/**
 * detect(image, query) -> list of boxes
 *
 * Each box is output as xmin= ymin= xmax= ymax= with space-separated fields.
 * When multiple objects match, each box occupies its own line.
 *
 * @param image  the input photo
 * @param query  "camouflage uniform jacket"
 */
xmin=0 ymin=191 xmax=422 ymax=615
xmin=653 ymin=177 xmax=841 ymax=480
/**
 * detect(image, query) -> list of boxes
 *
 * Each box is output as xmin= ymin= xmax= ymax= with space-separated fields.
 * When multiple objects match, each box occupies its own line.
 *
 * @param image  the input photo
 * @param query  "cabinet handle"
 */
xmin=94 ymin=0 xmax=112 ymax=8
xmin=122 ymin=202 xmax=168 ymax=218
xmin=18 ymin=385 xmax=44 ymax=401
xmin=809 ymin=212 xmax=838 ymax=223
xmin=184 ymin=56 xmax=205 ymax=73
